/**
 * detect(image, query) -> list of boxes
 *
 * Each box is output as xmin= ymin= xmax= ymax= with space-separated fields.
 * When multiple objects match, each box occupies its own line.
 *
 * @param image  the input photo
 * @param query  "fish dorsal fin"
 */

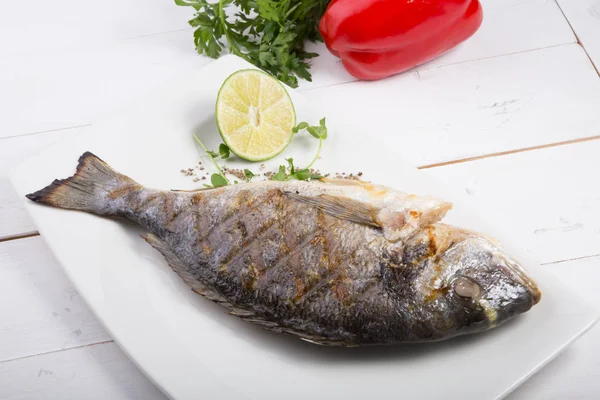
xmin=285 ymin=192 xmax=380 ymax=228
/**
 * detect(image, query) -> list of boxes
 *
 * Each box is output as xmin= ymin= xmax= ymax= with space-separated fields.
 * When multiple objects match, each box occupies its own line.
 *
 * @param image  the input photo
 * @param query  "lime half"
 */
xmin=215 ymin=69 xmax=296 ymax=162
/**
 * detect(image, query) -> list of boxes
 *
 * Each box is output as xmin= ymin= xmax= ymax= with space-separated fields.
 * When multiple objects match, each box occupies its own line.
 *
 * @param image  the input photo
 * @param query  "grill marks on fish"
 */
xmin=208 ymin=190 xmax=285 ymax=268
xmin=173 ymin=187 xmax=393 ymax=342
xmin=120 ymin=189 xmax=179 ymax=234
xmin=207 ymin=190 xmax=340 ymax=305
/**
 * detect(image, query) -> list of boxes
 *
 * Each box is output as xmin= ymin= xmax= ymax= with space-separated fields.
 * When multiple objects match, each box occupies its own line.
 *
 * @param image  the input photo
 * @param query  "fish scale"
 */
xmin=25 ymin=152 xmax=542 ymax=346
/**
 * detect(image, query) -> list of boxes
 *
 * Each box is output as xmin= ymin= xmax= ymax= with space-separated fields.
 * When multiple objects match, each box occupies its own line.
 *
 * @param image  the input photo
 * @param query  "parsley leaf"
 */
xmin=219 ymin=143 xmax=231 ymax=159
xmin=244 ymin=169 xmax=255 ymax=181
xmin=293 ymin=168 xmax=322 ymax=181
xmin=270 ymin=117 xmax=328 ymax=183
xmin=211 ymin=173 xmax=229 ymax=187
xmin=206 ymin=143 xmax=231 ymax=159
xmin=285 ymin=158 xmax=295 ymax=174
xmin=272 ymin=165 xmax=289 ymax=181
xmin=175 ymin=0 xmax=332 ymax=87
xmin=193 ymin=134 xmax=230 ymax=186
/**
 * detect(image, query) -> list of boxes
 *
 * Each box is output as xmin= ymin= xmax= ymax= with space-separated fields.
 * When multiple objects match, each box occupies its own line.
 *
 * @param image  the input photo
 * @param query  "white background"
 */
xmin=1 ymin=0 xmax=599 ymax=398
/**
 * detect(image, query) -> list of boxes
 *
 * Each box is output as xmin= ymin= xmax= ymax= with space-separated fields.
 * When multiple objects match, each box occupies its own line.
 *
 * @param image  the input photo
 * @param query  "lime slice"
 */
xmin=215 ymin=69 xmax=296 ymax=162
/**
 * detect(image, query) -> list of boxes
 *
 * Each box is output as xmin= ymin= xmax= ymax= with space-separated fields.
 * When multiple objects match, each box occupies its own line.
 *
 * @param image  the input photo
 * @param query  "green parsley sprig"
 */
xmin=174 ymin=0 xmax=331 ymax=87
xmin=193 ymin=117 xmax=327 ymax=186
xmin=244 ymin=169 xmax=255 ymax=181
xmin=270 ymin=118 xmax=327 ymax=181
xmin=192 ymin=134 xmax=230 ymax=187
xmin=206 ymin=143 xmax=231 ymax=160
xmin=292 ymin=117 xmax=327 ymax=169
xmin=270 ymin=157 xmax=322 ymax=182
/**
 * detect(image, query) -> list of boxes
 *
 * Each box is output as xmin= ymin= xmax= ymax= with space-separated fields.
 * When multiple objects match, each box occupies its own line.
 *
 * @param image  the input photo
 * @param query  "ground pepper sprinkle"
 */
xmin=182 ymin=161 xmax=363 ymax=184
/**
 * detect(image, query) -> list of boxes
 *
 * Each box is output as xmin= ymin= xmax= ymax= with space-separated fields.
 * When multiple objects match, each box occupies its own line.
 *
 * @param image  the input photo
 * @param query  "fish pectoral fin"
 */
xmin=286 ymin=192 xmax=452 ymax=243
xmin=285 ymin=193 xmax=380 ymax=228
xmin=376 ymin=201 xmax=453 ymax=242
xmin=141 ymin=233 xmax=233 ymax=308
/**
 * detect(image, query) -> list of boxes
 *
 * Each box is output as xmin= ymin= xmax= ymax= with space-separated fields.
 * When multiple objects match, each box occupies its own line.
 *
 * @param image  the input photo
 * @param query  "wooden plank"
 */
xmin=0 ymin=30 xmax=211 ymax=139
xmin=0 ymin=342 xmax=167 ymax=400
xmin=0 ymin=0 xmax=190 ymax=57
xmin=425 ymin=139 xmax=600 ymax=265
xmin=0 ymin=236 xmax=111 ymax=363
xmin=557 ymin=0 xmax=600 ymax=72
xmin=0 ymin=127 xmax=83 ymax=240
xmin=0 ymin=0 xmax=577 ymax=138
xmin=507 ymin=256 xmax=600 ymax=399
xmin=304 ymin=44 xmax=600 ymax=166
xmin=301 ymin=0 xmax=576 ymax=89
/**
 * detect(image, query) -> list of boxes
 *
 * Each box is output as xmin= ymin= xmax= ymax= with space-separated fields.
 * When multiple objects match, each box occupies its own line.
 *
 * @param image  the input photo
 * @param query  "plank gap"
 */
xmin=541 ymin=253 xmax=600 ymax=266
xmin=555 ymin=0 xmax=600 ymax=77
xmin=299 ymin=42 xmax=576 ymax=93
xmin=0 ymin=340 xmax=115 ymax=365
xmin=423 ymin=42 xmax=574 ymax=73
xmin=418 ymin=135 xmax=600 ymax=169
xmin=121 ymin=27 xmax=193 ymax=42
xmin=0 ymin=124 xmax=91 ymax=142
xmin=0 ymin=232 xmax=40 ymax=244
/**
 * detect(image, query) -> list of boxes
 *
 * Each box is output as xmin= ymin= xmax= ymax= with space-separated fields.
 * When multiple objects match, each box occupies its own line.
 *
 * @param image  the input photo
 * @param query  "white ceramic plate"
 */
xmin=10 ymin=55 xmax=598 ymax=400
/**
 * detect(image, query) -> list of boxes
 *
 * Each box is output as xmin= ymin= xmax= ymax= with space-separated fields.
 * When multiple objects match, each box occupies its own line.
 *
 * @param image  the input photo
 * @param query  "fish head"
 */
xmin=403 ymin=224 xmax=541 ymax=339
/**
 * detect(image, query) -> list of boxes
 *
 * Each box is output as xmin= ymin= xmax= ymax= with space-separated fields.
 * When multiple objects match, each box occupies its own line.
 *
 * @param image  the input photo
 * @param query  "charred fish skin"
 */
xmin=26 ymin=152 xmax=541 ymax=346
xmin=147 ymin=187 xmax=410 ymax=345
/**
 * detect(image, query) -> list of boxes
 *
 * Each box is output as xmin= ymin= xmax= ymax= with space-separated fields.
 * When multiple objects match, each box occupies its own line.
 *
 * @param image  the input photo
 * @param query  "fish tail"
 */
xmin=26 ymin=151 xmax=140 ymax=216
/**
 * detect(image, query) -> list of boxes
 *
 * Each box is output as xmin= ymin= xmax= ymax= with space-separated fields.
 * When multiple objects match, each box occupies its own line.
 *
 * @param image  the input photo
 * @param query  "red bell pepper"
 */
xmin=319 ymin=0 xmax=483 ymax=80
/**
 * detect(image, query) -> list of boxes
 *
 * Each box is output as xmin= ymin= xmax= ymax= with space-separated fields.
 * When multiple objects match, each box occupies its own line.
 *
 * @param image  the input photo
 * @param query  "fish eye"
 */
xmin=453 ymin=276 xmax=482 ymax=299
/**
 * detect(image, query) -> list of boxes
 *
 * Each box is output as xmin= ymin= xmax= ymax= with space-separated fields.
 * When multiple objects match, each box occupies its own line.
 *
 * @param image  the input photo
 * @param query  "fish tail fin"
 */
xmin=26 ymin=151 xmax=140 ymax=215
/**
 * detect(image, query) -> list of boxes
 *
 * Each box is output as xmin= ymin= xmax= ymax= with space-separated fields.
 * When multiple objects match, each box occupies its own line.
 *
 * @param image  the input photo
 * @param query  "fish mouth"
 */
xmin=496 ymin=255 xmax=542 ymax=305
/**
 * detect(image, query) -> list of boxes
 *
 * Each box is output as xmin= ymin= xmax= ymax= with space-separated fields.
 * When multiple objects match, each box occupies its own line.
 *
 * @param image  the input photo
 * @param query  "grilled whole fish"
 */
xmin=26 ymin=152 xmax=541 ymax=346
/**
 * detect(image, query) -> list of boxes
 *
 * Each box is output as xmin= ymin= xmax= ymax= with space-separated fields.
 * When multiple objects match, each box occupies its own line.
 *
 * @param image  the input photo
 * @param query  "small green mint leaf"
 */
xmin=306 ymin=126 xmax=322 ymax=139
xmin=292 ymin=169 xmax=310 ymax=181
xmin=211 ymin=174 xmax=228 ymax=187
xmin=319 ymin=126 xmax=327 ymax=140
xmin=285 ymin=158 xmax=295 ymax=174
xmin=293 ymin=122 xmax=309 ymax=133
xmin=244 ymin=169 xmax=255 ymax=180
xmin=219 ymin=143 xmax=230 ymax=159
xmin=272 ymin=165 xmax=289 ymax=181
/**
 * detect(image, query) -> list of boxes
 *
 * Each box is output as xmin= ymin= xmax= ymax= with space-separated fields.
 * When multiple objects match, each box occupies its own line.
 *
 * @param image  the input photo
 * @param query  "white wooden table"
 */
xmin=1 ymin=1 xmax=599 ymax=398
